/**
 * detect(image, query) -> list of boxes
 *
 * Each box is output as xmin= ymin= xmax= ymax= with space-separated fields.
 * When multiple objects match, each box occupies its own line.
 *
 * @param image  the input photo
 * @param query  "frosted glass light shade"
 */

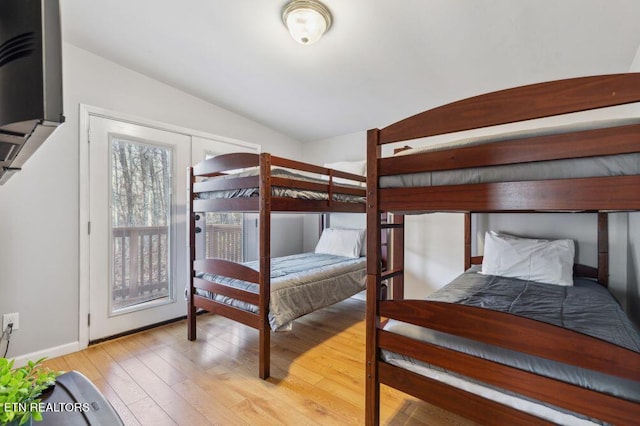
xmin=282 ymin=0 xmax=332 ymax=45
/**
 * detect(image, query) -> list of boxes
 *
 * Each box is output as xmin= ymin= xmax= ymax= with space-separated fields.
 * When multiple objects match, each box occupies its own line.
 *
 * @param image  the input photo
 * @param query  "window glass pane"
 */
xmin=111 ymin=138 xmax=172 ymax=312
xmin=201 ymin=149 xmax=245 ymax=263
xmin=205 ymin=212 xmax=243 ymax=262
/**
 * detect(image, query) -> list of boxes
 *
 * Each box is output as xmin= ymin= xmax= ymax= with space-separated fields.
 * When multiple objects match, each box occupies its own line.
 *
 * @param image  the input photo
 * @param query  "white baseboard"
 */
xmin=11 ymin=341 xmax=85 ymax=368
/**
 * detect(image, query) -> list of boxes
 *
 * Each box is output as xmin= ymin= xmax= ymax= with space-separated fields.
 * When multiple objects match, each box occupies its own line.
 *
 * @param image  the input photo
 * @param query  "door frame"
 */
xmin=79 ymin=104 xmax=259 ymax=347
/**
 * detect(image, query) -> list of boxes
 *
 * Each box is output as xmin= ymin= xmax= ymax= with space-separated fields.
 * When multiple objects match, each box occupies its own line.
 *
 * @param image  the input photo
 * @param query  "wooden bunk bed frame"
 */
xmin=365 ymin=73 xmax=640 ymax=425
xmin=187 ymin=152 xmax=366 ymax=379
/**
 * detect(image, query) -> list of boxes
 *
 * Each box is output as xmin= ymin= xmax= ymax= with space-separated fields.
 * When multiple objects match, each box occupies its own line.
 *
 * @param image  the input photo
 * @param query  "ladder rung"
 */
xmin=381 ymin=223 xmax=404 ymax=229
xmin=381 ymin=268 xmax=403 ymax=281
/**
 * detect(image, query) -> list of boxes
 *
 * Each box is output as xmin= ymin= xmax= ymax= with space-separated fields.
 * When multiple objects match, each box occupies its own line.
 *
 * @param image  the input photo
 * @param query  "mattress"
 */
xmin=380 ymin=118 xmax=640 ymax=189
xmin=197 ymin=252 xmax=366 ymax=331
xmin=197 ymin=167 xmax=366 ymax=203
xmin=382 ymin=267 xmax=640 ymax=424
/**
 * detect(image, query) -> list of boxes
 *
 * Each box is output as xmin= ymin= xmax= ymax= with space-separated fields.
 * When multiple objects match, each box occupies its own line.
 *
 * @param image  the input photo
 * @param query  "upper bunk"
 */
xmin=188 ymin=152 xmax=366 ymax=214
xmin=367 ymin=73 xmax=640 ymax=213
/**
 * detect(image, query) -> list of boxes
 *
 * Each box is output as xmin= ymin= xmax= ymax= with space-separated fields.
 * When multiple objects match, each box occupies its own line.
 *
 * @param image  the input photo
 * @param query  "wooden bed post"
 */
xmin=187 ymin=166 xmax=197 ymax=341
xmin=366 ymin=129 xmax=382 ymax=426
xmin=598 ymin=212 xmax=609 ymax=287
xmin=390 ymin=214 xmax=405 ymax=299
xmin=464 ymin=212 xmax=472 ymax=271
xmin=259 ymin=153 xmax=272 ymax=379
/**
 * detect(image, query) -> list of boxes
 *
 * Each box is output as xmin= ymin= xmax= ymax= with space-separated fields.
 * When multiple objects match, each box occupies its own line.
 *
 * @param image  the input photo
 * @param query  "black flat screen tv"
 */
xmin=0 ymin=0 xmax=64 ymax=184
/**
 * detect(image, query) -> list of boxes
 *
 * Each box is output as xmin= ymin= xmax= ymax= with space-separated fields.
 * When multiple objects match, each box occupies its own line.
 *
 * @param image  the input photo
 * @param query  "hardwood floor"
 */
xmin=43 ymin=298 xmax=476 ymax=425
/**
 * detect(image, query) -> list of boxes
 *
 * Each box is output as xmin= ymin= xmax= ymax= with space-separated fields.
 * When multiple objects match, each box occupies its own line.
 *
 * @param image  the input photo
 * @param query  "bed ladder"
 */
xmin=380 ymin=213 xmax=405 ymax=299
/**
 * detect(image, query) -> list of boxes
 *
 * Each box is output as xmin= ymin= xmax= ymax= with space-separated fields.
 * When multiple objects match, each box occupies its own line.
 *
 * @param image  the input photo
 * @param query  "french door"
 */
xmin=88 ymin=115 xmax=189 ymax=341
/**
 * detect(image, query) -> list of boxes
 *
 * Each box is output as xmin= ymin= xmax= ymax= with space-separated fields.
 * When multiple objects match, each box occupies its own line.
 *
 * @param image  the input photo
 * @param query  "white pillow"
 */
xmin=323 ymin=160 xmax=366 ymax=186
xmin=480 ymin=231 xmax=575 ymax=286
xmin=315 ymin=228 xmax=365 ymax=258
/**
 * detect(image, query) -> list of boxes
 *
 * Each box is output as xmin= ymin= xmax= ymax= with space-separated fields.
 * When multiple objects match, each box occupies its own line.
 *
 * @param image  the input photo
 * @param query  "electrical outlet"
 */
xmin=2 ymin=312 xmax=19 ymax=331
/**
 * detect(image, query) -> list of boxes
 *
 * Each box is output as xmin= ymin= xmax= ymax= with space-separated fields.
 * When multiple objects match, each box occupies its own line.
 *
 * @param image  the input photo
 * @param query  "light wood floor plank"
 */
xmin=119 ymin=356 xmax=212 ymax=425
xmin=171 ymin=380 xmax=247 ymax=425
xmin=92 ymin=377 xmax=142 ymax=426
xmin=48 ymin=297 xmax=476 ymax=425
xmin=127 ymin=396 xmax=176 ymax=426
xmin=83 ymin=345 xmax=148 ymax=405
xmin=102 ymin=338 xmax=138 ymax=362
xmin=135 ymin=350 xmax=187 ymax=387
xmin=61 ymin=350 xmax=102 ymax=381
xmin=41 ymin=356 xmax=71 ymax=374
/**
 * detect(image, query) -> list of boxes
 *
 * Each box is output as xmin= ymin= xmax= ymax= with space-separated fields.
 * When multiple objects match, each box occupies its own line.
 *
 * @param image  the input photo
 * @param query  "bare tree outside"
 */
xmin=111 ymin=138 xmax=172 ymax=310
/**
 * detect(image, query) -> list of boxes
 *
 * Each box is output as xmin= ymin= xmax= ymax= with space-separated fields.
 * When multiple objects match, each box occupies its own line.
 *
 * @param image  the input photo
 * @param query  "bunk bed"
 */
xmin=187 ymin=152 xmax=367 ymax=379
xmin=365 ymin=73 xmax=640 ymax=425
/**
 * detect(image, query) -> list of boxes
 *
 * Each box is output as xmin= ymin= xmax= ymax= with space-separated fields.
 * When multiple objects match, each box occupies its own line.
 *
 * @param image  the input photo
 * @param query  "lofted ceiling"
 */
xmin=60 ymin=0 xmax=640 ymax=143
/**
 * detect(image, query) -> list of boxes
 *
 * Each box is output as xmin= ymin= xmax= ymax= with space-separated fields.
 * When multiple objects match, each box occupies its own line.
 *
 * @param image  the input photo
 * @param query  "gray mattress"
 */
xmin=382 ymin=267 xmax=640 ymax=416
xmin=197 ymin=167 xmax=365 ymax=203
xmin=380 ymin=117 xmax=640 ymax=189
xmin=197 ymin=252 xmax=366 ymax=331
xmin=380 ymin=153 xmax=640 ymax=188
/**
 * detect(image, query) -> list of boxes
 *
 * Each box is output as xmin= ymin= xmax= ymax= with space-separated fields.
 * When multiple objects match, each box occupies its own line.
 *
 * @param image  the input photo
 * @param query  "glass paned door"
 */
xmin=111 ymin=139 xmax=172 ymax=312
xmin=88 ymin=115 xmax=189 ymax=341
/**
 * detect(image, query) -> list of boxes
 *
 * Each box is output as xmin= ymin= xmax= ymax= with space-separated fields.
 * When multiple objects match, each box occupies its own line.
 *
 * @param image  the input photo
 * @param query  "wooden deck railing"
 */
xmin=112 ymin=223 xmax=243 ymax=308
xmin=112 ymin=225 xmax=169 ymax=308
xmin=205 ymin=223 xmax=243 ymax=262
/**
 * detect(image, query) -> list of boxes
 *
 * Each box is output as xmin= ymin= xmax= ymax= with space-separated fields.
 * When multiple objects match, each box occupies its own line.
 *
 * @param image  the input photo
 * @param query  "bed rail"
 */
xmin=193 ymin=258 xmax=259 ymax=283
xmin=193 ymin=152 xmax=259 ymax=176
xmin=190 ymin=152 xmax=366 ymax=214
xmin=193 ymin=152 xmax=366 ymax=187
xmin=379 ymin=73 xmax=640 ymax=144
xmin=378 ymin=362 xmax=554 ymax=425
xmin=380 ymin=300 xmax=639 ymax=380
xmin=378 ymin=175 xmax=640 ymax=212
xmin=191 ymin=255 xmax=265 ymax=326
xmin=377 ymin=331 xmax=639 ymax=425
xmin=379 ymin=122 xmax=640 ymax=176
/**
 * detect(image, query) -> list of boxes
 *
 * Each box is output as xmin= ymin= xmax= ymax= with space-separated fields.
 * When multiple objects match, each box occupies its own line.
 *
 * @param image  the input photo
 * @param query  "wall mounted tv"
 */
xmin=0 ymin=0 xmax=64 ymax=184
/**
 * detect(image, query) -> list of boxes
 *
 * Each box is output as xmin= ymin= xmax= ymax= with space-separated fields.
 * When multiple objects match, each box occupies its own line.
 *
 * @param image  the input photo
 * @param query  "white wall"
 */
xmin=0 ymin=43 xmax=302 ymax=360
xmin=301 ymin=131 xmax=368 ymax=252
xmin=631 ymin=43 xmax=640 ymax=71
xmin=244 ymin=214 xmax=304 ymax=261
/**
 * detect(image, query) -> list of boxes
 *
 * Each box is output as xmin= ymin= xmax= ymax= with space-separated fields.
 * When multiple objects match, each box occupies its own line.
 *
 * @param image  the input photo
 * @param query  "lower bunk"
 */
xmin=189 ymin=228 xmax=367 ymax=379
xmin=369 ymin=246 xmax=640 ymax=425
xmin=193 ymin=251 xmax=366 ymax=332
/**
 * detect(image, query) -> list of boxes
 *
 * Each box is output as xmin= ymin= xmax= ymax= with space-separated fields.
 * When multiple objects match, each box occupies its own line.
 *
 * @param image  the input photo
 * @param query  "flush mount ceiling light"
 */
xmin=282 ymin=0 xmax=332 ymax=45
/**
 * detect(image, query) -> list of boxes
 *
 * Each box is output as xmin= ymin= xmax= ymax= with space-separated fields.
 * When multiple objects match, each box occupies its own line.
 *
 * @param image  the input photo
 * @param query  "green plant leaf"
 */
xmin=0 ymin=357 xmax=61 ymax=424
